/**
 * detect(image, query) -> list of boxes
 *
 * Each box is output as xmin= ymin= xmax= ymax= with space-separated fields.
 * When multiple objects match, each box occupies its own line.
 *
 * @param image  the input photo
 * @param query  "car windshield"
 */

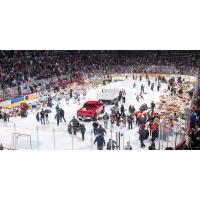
xmin=84 ymin=103 xmax=96 ymax=108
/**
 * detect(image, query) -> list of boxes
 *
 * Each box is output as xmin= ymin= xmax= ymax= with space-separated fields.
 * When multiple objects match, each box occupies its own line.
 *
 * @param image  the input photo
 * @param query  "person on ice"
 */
xmin=118 ymin=90 xmax=122 ymax=102
xmin=68 ymin=124 xmax=73 ymax=134
xmin=141 ymin=84 xmax=145 ymax=94
xmin=120 ymin=104 xmax=125 ymax=115
xmin=65 ymin=93 xmax=70 ymax=104
xmin=36 ymin=112 xmax=40 ymax=122
xmin=82 ymin=88 xmax=87 ymax=99
xmin=127 ymin=115 xmax=133 ymax=130
xmin=103 ymin=113 xmax=109 ymax=129
xmin=80 ymin=124 xmax=86 ymax=141
xmin=3 ymin=112 xmax=7 ymax=123
xmin=69 ymin=88 xmax=73 ymax=98
xmin=92 ymin=120 xmax=99 ymax=135
xmin=121 ymin=113 xmax=127 ymax=127
xmin=40 ymin=109 xmax=45 ymax=125
xmin=148 ymin=79 xmax=151 ymax=86
xmin=45 ymin=112 xmax=49 ymax=124
xmin=107 ymin=139 xmax=118 ymax=150
xmin=148 ymin=139 xmax=156 ymax=150
xmin=94 ymin=134 xmax=105 ymax=150
xmin=133 ymin=82 xmax=136 ymax=88
xmin=151 ymin=82 xmax=154 ymax=91
xmin=157 ymin=82 xmax=161 ymax=91
xmin=77 ymin=94 xmax=81 ymax=105
xmin=190 ymin=112 xmax=197 ymax=128
xmin=125 ymin=141 xmax=132 ymax=150
xmin=69 ymin=116 xmax=79 ymax=135
xmin=55 ymin=104 xmax=60 ymax=113
xmin=0 ymin=143 xmax=4 ymax=150
xmin=139 ymin=127 xmax=146 ymax=148
xmin=59 ymin=108 xmax=66 ymax=123
xmin=55 ymin=110 xmax=61 ymax=126
xmin=139 ymin=74 xmax=142 ymax=81
xmin=97 ymin=125 xmax=106 ymax=136
xmin=115 ymin=111 xmax=121 ymax=127
xmin=151 ymin=101 xmax=156 ymax=112
xmin=139 ymin=92 xmax=144 ymax=100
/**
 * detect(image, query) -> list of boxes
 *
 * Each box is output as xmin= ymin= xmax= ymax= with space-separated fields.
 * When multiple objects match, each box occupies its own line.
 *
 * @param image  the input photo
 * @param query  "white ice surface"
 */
xmin=0 ymin=77 xmax=180 ymax=150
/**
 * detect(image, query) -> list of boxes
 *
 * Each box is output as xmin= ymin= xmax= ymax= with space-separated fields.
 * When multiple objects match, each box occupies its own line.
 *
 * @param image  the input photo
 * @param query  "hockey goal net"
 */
xmin=12 ymin=133 xmax=32 ymax=150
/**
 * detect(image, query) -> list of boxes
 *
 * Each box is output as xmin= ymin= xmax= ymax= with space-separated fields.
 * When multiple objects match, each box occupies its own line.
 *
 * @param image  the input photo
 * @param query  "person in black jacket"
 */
xmin=94 ymin=134 xmax=105 ymax=150
xmin=55 ymin=110 xmax=61 ymax=126
xmin=92 ymin=120 xmax=99 ymax=135
xmin=139 ymin=128 xmax=146 ymax=148
xmin=141 ymin=84 xmax=144 ymax=94
xmin=97 ymin=125 xmax=106 ymax=136
xmin=36 ymin=112 xmax=40 ymax=122
xmin=151 ymin=101 xmax=155 ymax=112
xmin=45 ymin=112 xmax=49 ymax=124
xmin=115 ymin=111 xmax=121 ymax=127
xmin=69 ymin=89 xmax=73 ymax=98
xmin=69 ymin=116 xmax=79 ymax=135
xmin=59 ymin=108 xmax=66 ymax=123
xmin=80 ymin=124 xmax=86 ymax=141
xmin=40 ymin=109 xmax=45 ymax=125
xmin=107 ymin=139 xmax=118 ymax=150
xmin=120 ymin=104 xmax=125 ymax=115
xmin=148 ymin=139 xmax=156 ymax=150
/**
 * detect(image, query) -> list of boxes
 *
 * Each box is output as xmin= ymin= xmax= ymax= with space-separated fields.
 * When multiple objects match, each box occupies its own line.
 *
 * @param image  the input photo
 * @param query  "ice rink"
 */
xmin=0 ymin=76 xmax=183 ymax=150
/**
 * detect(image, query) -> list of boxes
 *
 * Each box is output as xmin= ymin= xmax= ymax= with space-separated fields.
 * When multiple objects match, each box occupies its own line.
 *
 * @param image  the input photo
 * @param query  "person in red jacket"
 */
xmin=151 ymin=123 xmax=158 ymax=141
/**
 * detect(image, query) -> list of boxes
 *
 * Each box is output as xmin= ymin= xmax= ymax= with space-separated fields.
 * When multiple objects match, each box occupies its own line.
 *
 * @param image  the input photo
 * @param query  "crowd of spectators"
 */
xmin=0 ymin=50 xmax=199 ymax=99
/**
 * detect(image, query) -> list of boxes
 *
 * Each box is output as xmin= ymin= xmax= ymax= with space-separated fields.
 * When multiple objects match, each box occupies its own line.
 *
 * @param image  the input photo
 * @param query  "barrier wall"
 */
xmin=112 ymin=73 xmax=198 ymax=84
xmin=0 ymin=99 xmax=11 ymax=107
xmin=11 ymin=97 xmax=24 ymax=104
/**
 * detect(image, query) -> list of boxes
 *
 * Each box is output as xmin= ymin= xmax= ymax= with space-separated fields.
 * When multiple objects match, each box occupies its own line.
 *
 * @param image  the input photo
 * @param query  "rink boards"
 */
xmin=112 ymin=73 xmax=197 ymax=83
